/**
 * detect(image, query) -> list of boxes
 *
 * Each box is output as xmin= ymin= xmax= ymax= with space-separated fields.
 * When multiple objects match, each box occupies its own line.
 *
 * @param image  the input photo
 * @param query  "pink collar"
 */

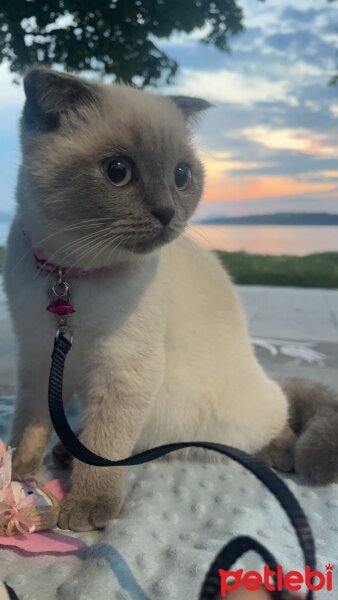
xmin=24 ymin=230 xmax=101 ymax=278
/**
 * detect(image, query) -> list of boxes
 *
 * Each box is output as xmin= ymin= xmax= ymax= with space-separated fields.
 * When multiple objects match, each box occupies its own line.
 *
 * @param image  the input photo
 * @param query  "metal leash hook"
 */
xmin=47 ymin=267 xmax=74 ymax=344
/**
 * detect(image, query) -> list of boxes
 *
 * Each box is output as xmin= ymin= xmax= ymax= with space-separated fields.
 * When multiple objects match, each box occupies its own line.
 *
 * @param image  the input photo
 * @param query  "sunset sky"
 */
xmin=0 ymin=0 xmax=338 ymax=233
xmin=160 ymin=0 xmax=338 ymax=220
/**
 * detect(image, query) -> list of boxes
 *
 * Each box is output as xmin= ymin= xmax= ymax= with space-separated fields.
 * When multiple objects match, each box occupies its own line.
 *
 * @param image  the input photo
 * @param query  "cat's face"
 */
xmin=19 ymin=68 xmax=210 ymax=264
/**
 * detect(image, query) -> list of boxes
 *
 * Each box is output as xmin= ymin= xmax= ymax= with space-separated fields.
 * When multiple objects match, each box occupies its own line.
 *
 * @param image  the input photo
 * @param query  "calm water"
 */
xmin=188 ymin=225 xmax=338 ymax=256
xmin=1 ymin=221 xmax=338 ymax=256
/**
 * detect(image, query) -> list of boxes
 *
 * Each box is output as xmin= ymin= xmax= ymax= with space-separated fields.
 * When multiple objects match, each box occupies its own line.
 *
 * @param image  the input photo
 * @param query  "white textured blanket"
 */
xmin=0 ymin=398 xmax=337 ymax=600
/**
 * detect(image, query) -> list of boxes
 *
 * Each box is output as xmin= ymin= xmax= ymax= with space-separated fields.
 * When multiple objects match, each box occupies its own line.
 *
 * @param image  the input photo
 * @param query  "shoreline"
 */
xmin=1 ymin=246 xmax=338 ymax=288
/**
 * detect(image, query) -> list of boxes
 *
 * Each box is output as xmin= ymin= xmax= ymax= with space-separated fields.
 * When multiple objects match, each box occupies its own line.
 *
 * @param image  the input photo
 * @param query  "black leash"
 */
xmin=48 ymin=333 xmax=316 ymax=600
xmin=4 ymin=584 xmax=20 ymax=600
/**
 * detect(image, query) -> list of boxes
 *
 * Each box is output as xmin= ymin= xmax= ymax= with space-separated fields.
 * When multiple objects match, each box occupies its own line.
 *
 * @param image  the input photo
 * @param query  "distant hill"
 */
xmin=198 ymin=212 xmax=338 ymax=226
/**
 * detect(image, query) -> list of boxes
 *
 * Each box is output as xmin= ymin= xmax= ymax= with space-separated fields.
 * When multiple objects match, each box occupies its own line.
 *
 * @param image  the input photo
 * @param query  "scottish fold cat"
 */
xmin=4 ymin=68 xmax=338 ymax=531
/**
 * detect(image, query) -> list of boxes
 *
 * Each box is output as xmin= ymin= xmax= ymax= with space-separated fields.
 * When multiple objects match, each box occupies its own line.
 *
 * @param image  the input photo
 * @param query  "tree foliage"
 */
xmin=3 ymin=1 xmax=335 ymax=87
xmin=0 ymin=0 xmax=245 ymax=86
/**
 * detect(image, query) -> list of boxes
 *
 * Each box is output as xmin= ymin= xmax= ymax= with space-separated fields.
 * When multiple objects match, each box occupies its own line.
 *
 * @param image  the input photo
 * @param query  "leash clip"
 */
xmin=55 ymin=317 xmax=73 ymax=345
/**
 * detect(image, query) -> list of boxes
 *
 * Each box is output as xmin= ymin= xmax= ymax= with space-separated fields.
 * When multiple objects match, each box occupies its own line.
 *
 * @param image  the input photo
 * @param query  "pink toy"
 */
xmin=0 ymin=440 xmax=86 ymax=554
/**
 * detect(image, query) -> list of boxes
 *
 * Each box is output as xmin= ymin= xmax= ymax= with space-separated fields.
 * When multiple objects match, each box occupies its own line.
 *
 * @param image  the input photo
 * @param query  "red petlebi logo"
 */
xmin=218 ymin=563 xmax=334 ymax=596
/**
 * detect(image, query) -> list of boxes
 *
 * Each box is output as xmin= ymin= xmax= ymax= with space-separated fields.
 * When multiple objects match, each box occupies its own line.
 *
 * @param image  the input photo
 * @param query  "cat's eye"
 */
xmin=106 ymin=158 xmax=133 ymax=187
xmin=174 ymin=163 xmax=192 ymax=190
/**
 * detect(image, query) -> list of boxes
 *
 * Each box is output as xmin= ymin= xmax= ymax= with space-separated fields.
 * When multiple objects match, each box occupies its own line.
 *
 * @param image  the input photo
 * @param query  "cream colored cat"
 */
xmin=5 ymin=68 xmax=338 ymax=531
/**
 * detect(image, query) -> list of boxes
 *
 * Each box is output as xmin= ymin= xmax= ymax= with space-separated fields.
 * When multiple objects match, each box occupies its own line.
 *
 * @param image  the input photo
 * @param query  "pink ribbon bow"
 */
xmin=0 ymin=498 xmax=36 ymax=536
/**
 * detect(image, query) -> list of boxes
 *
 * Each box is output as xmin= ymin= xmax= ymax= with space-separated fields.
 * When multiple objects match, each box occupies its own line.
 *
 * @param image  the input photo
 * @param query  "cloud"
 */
xmin=197 ymin=149 xmax=269 ymax=178
xmin=203 ymin=172 xmax=337 ymax=203
xmin=305 ymin=170 xmax=338 ymax=182
xmin=281 ymin=6 xmax=328 ymax=24
xmin=265 ymin=29 xmax=335 ymax=70
xmin=171 ymin=68 xmax=298 ymax=107
xmin=241 ymin=126 xmax=338 ymax=157
xmin=330 ymin=103 xmax=338 ymax=118
xmin=266 ymin=31 xmax=314 ymax=52
xmin=0 ymin=63 xmax=24 ymax=108
xmin=223 ymin=153 xmax=338 ymax=179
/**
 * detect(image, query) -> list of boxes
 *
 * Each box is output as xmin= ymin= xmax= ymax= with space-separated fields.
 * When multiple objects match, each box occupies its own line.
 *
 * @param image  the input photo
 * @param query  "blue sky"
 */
xmin=1 ymin=0 xmax=338 ymax=240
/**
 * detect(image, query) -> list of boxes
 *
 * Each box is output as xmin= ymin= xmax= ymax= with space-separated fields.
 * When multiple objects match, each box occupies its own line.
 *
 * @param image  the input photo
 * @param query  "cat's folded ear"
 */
xmin=23 ymin=67 xmax=100 ymax=130
xmin=168 ymin=95 xmax=212 ymax=121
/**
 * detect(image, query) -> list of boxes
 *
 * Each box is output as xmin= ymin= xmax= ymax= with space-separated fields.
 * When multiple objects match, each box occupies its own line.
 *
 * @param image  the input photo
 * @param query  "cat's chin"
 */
xmin=125 ymin=229 xmax=179 ymax=254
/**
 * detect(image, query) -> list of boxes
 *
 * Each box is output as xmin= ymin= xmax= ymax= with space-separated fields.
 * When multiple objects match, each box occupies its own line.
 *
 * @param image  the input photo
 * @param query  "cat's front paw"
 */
xmin=12 ymin=452 xmax=43 ymax=476
xmin=58 ymin=492 xmax=122 ymax=531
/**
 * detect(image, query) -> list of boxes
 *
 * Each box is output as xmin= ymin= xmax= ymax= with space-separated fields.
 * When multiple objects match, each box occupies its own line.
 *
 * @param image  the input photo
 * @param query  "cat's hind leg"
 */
xmin=258 ymin=378 xmax=338 ymax=485
xmin=281 ymin=378 xmax=338 ymax=485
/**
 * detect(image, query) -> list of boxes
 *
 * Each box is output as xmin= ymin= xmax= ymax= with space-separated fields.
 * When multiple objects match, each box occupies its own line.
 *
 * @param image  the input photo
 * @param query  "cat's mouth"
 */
xmin=124 ymin=227 xmax=180 ymax=254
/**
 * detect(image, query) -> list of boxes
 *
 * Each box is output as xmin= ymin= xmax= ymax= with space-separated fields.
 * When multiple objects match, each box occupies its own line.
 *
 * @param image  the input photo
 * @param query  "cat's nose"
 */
xmin=151 ymin=207 xmax=175 ymax=227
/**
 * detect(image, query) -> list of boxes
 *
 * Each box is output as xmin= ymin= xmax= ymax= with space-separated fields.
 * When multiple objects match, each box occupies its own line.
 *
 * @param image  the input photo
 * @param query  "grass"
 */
xmin=0 ymin=246 xmax=337 ymax=288
xmin=216 ymin=250 xmax=338 ymax=288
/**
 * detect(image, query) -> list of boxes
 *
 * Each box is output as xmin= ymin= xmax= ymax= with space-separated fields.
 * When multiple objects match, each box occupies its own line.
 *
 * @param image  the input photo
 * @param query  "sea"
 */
xmin=1 ymin=221 xmax=338 ymax=256
xmin=188 ymin=225 xmax=338 ymax=255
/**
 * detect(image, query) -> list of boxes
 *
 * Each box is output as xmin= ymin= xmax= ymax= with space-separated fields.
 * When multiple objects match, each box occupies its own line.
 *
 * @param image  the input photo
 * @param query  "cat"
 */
xmin=4 ymin=68 xmax=338 ymax=531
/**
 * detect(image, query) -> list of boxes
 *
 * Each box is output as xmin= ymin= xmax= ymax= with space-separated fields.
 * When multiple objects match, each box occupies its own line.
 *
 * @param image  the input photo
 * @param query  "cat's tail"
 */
xmin=279 ymin=378 xmax=338 ymax=485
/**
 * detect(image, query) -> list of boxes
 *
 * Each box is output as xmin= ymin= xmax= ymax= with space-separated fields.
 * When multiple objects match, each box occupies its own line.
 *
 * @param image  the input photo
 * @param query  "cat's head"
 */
xmin=19 ymin=68 xmax=210 ymax=266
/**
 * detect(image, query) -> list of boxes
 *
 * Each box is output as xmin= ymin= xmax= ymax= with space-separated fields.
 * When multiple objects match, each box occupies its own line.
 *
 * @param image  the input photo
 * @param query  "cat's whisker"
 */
xmin=177 ymin=233 xmax=195 ymax=252
xmin=84 ymin=233 xmax=125 ymax=270
xmin=32 ymin=229 xmax=106 ymax=279
xmin=10 ymin=218 xmax=117 ymax=276
xmin=32 ymin=233 xmax=106 ymax=280
xmin=111 ymin=233 xmax=131 ymax=257
xmin=57 ymin=229 xmax=107 ymax=259
xmin=76 ymin=230 xmax=125 ymax=269
xmin=64 ymin=218 xmax=113 ymax=226
xmin=9 ymin=222 xmax=98 ymax=275
xmin=178 ymin=231 xmax=210 ymax=256
xmin=106 ymin=234 xmax=129 ymax=265
xmin=186 ymin=224 xmax=213 ymax=250
xmin=75 ymin=231 xmax=119 ymax=267
xmin=54 ymin=231 xmax=109 ymax=267
xmin=83 ymin=231 xmax=121 ymax=267
xmin=197 ymin=147 xmax=222 ymax=161
xmin=54 ymin=225 xmax=141 ymax=263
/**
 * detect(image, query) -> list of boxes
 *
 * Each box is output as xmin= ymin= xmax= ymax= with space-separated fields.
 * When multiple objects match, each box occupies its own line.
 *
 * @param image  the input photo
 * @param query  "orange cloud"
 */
xmin=198 ymin=148 xmax=338 ymax=204
xmin=203 ymin=175 xmax=338 ymax=203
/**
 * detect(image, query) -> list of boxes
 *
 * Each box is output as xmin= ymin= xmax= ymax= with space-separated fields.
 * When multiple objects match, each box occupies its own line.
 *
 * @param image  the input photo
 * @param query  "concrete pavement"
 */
xmin=237 ymin=286 xmax=338 ymax=342
xmin=237 ymin=285 xmax=338 ymax=391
